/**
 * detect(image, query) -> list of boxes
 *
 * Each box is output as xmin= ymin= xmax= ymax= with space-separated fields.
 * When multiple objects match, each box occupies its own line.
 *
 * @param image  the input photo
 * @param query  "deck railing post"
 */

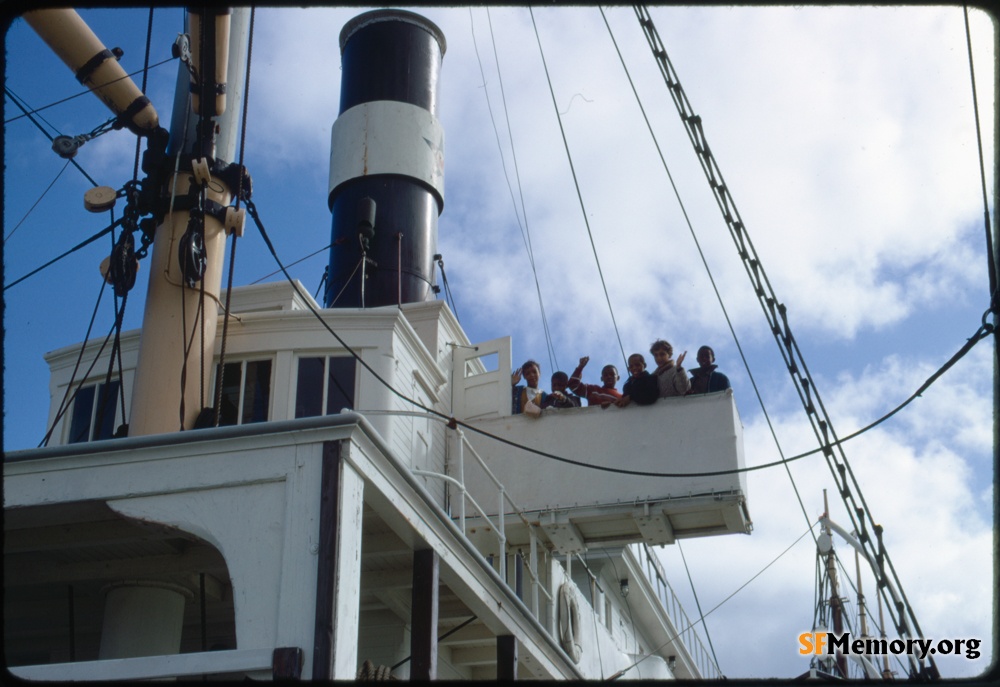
xmin=455 ymin=428 xmax=466 ymax=533
xmin=529 ymin=529 xmax=539 ymax=619
xmin=498 ymin=486 xmax=507 ymax=582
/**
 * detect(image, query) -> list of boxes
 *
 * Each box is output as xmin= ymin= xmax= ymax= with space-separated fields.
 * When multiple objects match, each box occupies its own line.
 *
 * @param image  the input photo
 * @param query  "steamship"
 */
xmin=4 ymin=8 xmax=752 ymax=680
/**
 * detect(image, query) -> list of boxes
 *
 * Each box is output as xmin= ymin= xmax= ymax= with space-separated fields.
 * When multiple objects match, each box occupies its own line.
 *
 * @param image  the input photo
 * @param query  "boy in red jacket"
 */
xmin=568 ymin=356 xmax=622 ymax=407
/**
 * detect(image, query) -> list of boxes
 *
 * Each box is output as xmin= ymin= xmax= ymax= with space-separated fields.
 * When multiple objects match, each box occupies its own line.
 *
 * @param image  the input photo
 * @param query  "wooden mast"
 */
xmin=128 ymin=7 xmax=250 ymax=436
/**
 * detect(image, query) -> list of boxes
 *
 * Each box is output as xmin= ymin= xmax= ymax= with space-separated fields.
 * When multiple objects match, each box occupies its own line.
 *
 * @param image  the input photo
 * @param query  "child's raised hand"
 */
xmin=579 ymin=356 xmax=590 ymax=368
xmin=511 ymin=367 xmax=522 ymax=385
xmin=677 ymin=351 xmax=687 ymax=367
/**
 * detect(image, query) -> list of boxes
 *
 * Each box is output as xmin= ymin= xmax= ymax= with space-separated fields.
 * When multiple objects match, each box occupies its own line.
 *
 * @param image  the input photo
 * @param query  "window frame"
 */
xmin=66 ymin=379 xmax=121 ymax=444
xmin=294 ymin=354 xmax=357 ymax=419
xmin=211 ymin=357 xmax=274 ymax=427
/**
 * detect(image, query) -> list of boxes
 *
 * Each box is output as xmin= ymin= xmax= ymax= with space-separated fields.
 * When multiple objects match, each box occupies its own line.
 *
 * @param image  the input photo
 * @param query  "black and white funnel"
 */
xmin=326 ymin=10 xmax=446 ymax=308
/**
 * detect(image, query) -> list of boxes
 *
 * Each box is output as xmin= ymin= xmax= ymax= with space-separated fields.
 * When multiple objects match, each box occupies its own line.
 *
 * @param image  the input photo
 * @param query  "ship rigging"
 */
xmin=3 ymin=5 xmax=995 ymax=681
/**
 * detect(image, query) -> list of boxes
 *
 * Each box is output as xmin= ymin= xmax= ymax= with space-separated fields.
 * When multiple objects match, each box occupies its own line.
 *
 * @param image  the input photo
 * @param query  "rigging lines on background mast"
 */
xmin=630 ymin=5 xmax=941 ymax=679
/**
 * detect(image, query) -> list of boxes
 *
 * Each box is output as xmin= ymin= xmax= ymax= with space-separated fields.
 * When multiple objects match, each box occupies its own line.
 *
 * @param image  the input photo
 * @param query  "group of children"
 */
xmin=510 ymin=340 xmax=731 ymax=416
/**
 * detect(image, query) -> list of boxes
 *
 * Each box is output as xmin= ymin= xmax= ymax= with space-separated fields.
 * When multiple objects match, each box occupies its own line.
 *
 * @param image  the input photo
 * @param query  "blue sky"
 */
xmin=3 ymin=5 xmax=996 ymax=679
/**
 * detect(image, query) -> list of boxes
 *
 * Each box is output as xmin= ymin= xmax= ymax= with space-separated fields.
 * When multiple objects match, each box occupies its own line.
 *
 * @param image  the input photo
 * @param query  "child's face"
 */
xmin=627 ymin=355 xmax=646 ymax=375
xmin=523 ymin=365 xmax=541 ymax=388
xmin=697 ymin=348 xmax=714 ymax=367
xmin=601 ymin=366 xmax=619 ymax=388
xmin=652 ymin=348 xmax=672 ymax=367
xmin=551 ymin=376 xmax=568 ymax=394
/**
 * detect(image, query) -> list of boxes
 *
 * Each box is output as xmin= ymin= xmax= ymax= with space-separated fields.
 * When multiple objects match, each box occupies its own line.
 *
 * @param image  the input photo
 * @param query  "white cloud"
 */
xmin=681 ymin=333 xmax=996 ymax=678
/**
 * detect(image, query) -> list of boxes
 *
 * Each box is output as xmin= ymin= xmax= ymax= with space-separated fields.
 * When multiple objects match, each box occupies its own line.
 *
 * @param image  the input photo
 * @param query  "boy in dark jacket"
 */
xmin=688 ymin=346 xmax=731 ymax=394
xmin=616 ymin=353 xmax=659 ymax=407
xmin=542 ymin=371 xmax=581 ymax=409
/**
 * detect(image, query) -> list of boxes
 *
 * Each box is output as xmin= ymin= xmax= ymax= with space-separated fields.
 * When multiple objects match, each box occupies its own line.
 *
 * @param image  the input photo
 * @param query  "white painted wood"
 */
xmin=344 ymin=430 xmax=581 ymax=679
xmin=620 ymin=546 xmax=710 ymax=679
xmin=399 ymin=299 xmax=468 ymax=375
xmin=17 ymin=273 xmax=734 ymax=683
xmin=460 ymin=390 xmax=749 ymax=539
xmin=8 ymin=647 xmax=274 ymax=681
xmin=272 ymin=444 xmax=325 ymax=672
xmin=451 ymin=336 xmax=512 ymax=420
xmin=542 ymin=515 xmax=586 ymax=555
xmin=331 ymin=455 xmax=365 ymax=679
xmin=44 ymin=332 xmax=139 ymax=446
xmin=108 ymin=480 xmax=291 ymax=653
xmin=43 ymin=283 xmax=450 ymax=451
xmin=271 ymin=349 xmax=294 ymax=420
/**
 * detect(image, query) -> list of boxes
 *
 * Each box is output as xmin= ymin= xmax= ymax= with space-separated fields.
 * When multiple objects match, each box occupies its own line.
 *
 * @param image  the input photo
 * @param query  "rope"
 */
xmin=327 ymin=258 xmax=363 ymax=306
xmin=389 ymin=615 xmax=477 ymax=671
xmin=250 ymin=243 xmax=331 ymax=284
xmin=4 ymin=87 xmax=99 ymax=187
xmin=40 ymin=279 xmax=108 ymax=447
xmin=43 ymin=320 xmax=119 ymax=445
xmin=131 ymin=8 xmax=155 ymax=182
xmin=214 ymin=7 xmax=256 ymax=426
xmin=4 ymin=159 xmax=71 ymax=244
xmin=251 ymin=191 xmax=990 ymax=479
xmin=599 ymin=6 xmax=815 ymax=535
xmin=676 ymin=541 xmax=721 ymax=674
xmin=528 ymin=7 xmax=627 ymax=368
xmin=472 ymin=8 xmax=557 ymax=371
xmin=4 ymin=218 xmax=124 ymax=291
xmin=962 ymin=5 xmax=998 ymax=309
xmin=3 ymin=58 xmax=176 ymax=125
xmin=199 ymin=272 xmax=206 ymax=410
xmin=178 ymin=294 xmax=207 ymax=430
xmin=113 ymin=292 xmax=129 ymax=433
xmin=314 ymin=267 xmax=328 ymax=300
xmin=99 ymin=6 xmax=156 ymax=435
xmin=631 ymin=7 xmax=943 ymax=675
xmin=104 ymin=218 xmax=130 ymax=435
xmin=610 ymin=521 xmax=817 ymax=680
xmin=435 ymin=255 xmax=461 ymax=323
xmin=179 ymin=278 xmax=190 ymax=430
xmin=601 ymin=551 xmax=640 ymax=671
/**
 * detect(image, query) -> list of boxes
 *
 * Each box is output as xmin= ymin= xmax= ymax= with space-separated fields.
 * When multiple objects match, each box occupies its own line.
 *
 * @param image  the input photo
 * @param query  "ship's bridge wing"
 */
xmin=458 ymin=390 xmax=751 ymax=553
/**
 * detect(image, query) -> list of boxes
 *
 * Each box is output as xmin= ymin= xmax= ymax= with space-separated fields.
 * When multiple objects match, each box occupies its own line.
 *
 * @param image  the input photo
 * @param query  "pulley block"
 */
xmin=191 ymin=157 xmax=212 ymax=186
xmin=52 ymin=135 xmax=85 ymax=159
xmin=84 ymin=186 xmax=117 ymax=213
xmin=178 ymin=216 xmax=207 ymax=288
xmin=107 ymin=232 xmax=138 ymax=297
xmin=225 ymin=206 xmax=245 ymax=237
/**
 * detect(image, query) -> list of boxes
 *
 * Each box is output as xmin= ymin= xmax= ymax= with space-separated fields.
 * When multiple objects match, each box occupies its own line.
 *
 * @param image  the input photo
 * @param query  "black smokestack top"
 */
xmin=326 ymin=10 xmax=446 ymax=308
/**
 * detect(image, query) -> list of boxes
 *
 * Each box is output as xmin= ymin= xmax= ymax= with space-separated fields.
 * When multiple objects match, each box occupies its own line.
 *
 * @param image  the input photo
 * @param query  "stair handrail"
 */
xmin=360 ymin=408 xmax=555 ymax=626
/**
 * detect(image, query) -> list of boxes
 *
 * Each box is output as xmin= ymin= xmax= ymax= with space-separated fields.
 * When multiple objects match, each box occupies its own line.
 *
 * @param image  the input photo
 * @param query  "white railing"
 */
xmin=363 ymin=408 xmax=724 ymax=673
xmin=637 ymin=542 xmax=722 ymax=679
xmin=360 ymin=409 xmax=555 ymax=632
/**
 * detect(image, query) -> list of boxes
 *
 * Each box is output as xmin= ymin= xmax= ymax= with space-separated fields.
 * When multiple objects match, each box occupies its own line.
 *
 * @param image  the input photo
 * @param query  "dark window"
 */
xmin=68 ymin=380 xmax=120 ymax=444
xmin=214 ymin=359 xmax=272 ymax=427
xmin=243 ymin=360 xmax=272 ymax=424
xmin=327 ymin=357 xmax=356 ymax=415
xmin=296 ymin=356 xmax=356 ymax=418
xmin=68 ymin=385 xmax=95 ymax=444
xmin=295 ymin=357 xmax=325 ymax=418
